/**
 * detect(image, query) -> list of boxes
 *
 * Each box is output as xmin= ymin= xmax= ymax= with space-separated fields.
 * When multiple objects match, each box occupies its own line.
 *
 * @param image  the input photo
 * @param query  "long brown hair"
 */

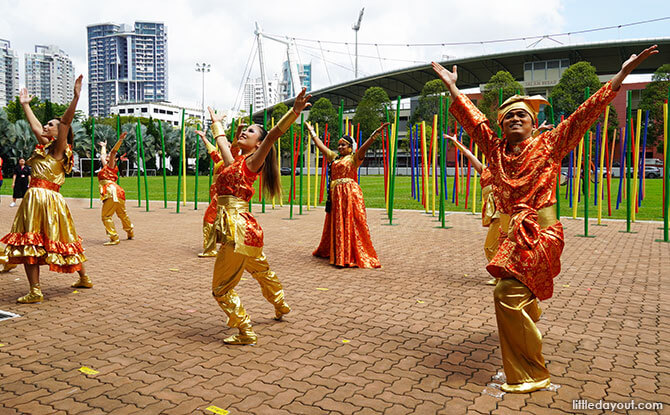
xmin=256 ymin=125 xmax=282 ymax=198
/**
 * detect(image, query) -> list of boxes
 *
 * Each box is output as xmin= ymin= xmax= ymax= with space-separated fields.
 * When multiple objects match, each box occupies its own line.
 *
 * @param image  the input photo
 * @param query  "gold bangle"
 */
xmin=276 ymin=110 xmax=299 ymax=134
xmin=211 ymin=121 xmax=225 ymax=138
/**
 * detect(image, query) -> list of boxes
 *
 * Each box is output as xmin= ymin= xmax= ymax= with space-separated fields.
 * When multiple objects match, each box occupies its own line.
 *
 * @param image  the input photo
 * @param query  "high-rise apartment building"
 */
xmin=0 ymin=39 xmax=19 ymax=107
xmin=87 ymin=21 xmax=167 ymax=117
xmin=243 ymin=75 xmax=280 ymax=110
xmin=280 ymin=61 xmax=311 ymax=101
xmin=25 ymin=45 xmax=75 ymax=105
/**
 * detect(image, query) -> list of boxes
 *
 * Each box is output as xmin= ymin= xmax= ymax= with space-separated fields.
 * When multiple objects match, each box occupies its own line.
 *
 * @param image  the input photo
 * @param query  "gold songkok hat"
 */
xmin=497 ymin=95 xmax=550 ymax=125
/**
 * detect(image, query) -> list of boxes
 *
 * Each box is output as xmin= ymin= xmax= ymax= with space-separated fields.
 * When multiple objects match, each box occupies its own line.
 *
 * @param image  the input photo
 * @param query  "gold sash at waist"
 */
xmin=500 ymin=205 xmax=557 ymax=232
xmin=98 ymin=179 xmax=115 ymax=186
xmin=331 ymin=178 xmax=355 ymax=187
xmin=217 ymin=195 xmax=249 ymax=211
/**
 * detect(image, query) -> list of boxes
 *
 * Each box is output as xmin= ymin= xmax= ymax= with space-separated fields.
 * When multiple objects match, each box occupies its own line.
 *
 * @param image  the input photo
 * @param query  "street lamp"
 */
xmin=195 ymin=63 xmax=211 ymax=128
xmin=352 ymin=8 xmax=364 ymax=78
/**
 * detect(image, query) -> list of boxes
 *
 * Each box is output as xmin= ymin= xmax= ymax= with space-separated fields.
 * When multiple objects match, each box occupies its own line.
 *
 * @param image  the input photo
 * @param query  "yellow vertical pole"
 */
xmin=421 ymin=121 xmax=428 ymax=213
xmin=597 ymin=107 xmax=610 ymax=224
xmin=573 ymin=137 xmax=584 ymax=219
xmin=480 ymin=154 xmax=486 ymax=212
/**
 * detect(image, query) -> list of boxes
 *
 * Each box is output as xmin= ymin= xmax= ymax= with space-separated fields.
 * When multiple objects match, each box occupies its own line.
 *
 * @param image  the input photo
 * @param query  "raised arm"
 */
xmin=357 ymin=123 xmax=389 ymax=161
xmin=305 ymin=122 xmax=332 ymax=156
xmin=207 ymin=106 xmax=235 ymax=165
xmin=99 ymin=141 xmax=108 ymax=168
xmin=444 ymin=134 xmax=483 ymax=174
xmin=53 ymin=75 xmax=83 ymax=160
xmin=107 ymin=132 xmax=126 ymax=169
xmin=433 ymin=63 xmax=498 ymax=158
xmin=198 ymin=128 xmax=223 ymax=164
xmin=246 ymin=88 xmax=312 ymax=173
xmin=551 ymin=45 xmax=658 ymax=159
xmin=19 ymin=88 xmax=49 ymax=145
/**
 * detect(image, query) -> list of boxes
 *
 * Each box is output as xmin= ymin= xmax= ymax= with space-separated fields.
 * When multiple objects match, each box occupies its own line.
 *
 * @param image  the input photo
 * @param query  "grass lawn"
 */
xmin=1 ymin=173 xmax=666 ymax=221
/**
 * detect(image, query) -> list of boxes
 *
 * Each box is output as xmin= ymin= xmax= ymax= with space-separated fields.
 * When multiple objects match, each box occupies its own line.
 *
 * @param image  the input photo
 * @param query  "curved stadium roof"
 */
xmin=256 ymin=37 xmax=669 ymax=118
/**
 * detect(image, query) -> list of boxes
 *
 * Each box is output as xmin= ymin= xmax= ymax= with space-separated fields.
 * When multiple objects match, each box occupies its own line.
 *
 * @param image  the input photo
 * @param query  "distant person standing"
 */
xmin=11 ymin=158 xmax=31 ymax=207
xmin=0 ymin=156 xmax=4 ymax=204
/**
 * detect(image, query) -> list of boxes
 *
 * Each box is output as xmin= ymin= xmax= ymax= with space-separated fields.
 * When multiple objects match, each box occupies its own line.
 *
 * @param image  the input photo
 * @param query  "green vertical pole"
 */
xmin=89 ymin=118 xmax=95 ymax=209
xmin=384 ymin=105 xmax=391 ymax=218
xmin=289 ymin=123 xmax=294 ymax=219
xmin=116 ymin=116 xmax=121 ymax=185
xmin=176 ymin=110 xmax=185 ymax=213
xmin=299 ymin=114 xmax=304 ymax=215
xmin=389 ymin=96 xmax=401 ymax=225
xmin=438 ymin=96 xmax=445 ymax=226
xmin=579 ymin=87 xmax=592 ymax=237
xmin=660 ymin=87 xmax=670 ymax=242
xmin=159 ymin=121 xmax=167 ymax=208
xmin=339 ymin=99 xmax=344 ymax=139
xmin=625 ymin=91 xmax=632 ymax=232
xmin=194 ymin=123 xmax=200 ymax=210
xmin=498 ymin=88 xmax=503 ymax=137
xmin=137 ymin=120 xmax=149 ymax=212
xmin=135 ymin=123 xmax=141 ymax=207
xmin=549 ymin=98 xmax=559 ymax=220
xmin=249 ymin=104 xmax=253 ymax=212
xmin=262 ymin=109 xmax=267 ymax=213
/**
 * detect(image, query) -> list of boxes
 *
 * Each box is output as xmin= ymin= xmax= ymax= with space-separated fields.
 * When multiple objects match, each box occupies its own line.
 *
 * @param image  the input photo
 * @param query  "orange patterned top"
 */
xmin=450 ymin=81 xmax=617 ymax=300
xmin=98 ymin=166 xmax=125 ymax=201
xmin=215 ymin=155 xmax=258 ymax=202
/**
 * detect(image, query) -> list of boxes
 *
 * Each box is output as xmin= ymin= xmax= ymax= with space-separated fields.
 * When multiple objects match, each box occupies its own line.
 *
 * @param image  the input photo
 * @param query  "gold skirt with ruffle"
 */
xmin=1 ymin=187 xmax=86 ymax=273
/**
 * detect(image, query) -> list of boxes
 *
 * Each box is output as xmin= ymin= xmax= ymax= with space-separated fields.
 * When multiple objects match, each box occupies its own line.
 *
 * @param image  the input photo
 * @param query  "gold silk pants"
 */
xmin=484 ymin=218 xmax=501 ymax=262
xmin=494 ymin=278 xmax=550 ymax=393
xmin=101 ymin=198 xmax=133 ymax=241
xmin=212 ymin=241 xmax=287 ymax=330
xmin=201 ymin=222 xmax=218 ymax=256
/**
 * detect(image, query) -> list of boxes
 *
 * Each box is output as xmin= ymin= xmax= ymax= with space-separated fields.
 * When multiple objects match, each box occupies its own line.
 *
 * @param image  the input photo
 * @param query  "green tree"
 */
xmin=639 ymin=64 xmax=670 ymax=152
xmin=307 ymin=98 xmax=338 ymax=132
xmin=549 ymin=61 xmax=618 ymax=137
xmin=353 ymin=86 xmax=391 ymax=139
xmin=409 ymin=79 xmax=447 ymax=125
xmin=478 ymin=71 xmax=525 ymax=126
xmin=270 ymin=103 xmax=294 ymax=157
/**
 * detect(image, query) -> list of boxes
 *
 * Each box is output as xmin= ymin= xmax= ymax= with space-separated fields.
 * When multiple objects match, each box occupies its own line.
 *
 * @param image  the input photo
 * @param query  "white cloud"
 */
xmin=2 ymin=0 xmax=659 ymax=116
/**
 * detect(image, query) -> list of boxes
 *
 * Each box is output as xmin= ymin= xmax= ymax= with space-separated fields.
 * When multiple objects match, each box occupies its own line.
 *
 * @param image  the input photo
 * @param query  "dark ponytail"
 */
xmin=256 ymin=125 xmax=282 ymax=198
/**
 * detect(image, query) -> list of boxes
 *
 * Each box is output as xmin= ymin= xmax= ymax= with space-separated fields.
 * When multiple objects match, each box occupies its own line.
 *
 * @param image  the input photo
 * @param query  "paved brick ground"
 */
xmin=0 ymin=197 xmax=668 ymax=414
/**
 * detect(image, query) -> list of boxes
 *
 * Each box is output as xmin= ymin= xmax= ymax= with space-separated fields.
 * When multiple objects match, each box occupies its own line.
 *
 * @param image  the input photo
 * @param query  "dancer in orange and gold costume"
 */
xmin=197 ymin=124 xmax=243 ymax=258
xmin=432 ymin=45 xmax=658 ymax=393
xmin=197 ymin=88 xmax=312 ymax=345
xmin=1 ymin=76 xmax=92 ymax=303
xmin=98 ymin=133 xmax=134 ymax=246
xmin=307 ymin=122 xmax=387 ymax=268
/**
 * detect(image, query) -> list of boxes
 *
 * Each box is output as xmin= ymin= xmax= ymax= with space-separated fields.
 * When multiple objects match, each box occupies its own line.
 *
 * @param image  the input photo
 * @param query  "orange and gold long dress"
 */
xmin=1 ymin=140 xmax=86 ymax=273
xmin=450 ymin=81 xmax=617 ymax=392
xmin=98 ymin=165 xmax=133 ymax=242
xmin=211 ymin=154 xmax=290 ymax=343
xmin=313 ymin=150 xmax=380 ymax=268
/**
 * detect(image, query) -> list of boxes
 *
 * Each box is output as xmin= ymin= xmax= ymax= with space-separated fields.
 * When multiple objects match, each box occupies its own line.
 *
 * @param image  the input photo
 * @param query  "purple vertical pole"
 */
xmin=600 ymin=123 xmax=602 ymax=206
xmin=617 ymin=125 xmax=628 ymax=209
xmin=357 ymin=130 xmax=362 ymax=183
xmin=415 ymin=124 xmax=421 ymax=202
xmin=568 ymin=150 xmax=574 ymax=206
xmin=639 ymin=110 xmax=649 ymax=205
xmin=410 ymin=126 xmax=416 ymax=199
